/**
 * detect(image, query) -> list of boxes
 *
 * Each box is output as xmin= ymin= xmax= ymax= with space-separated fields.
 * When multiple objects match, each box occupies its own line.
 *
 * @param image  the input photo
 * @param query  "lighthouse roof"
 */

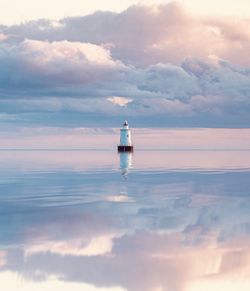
xmin=123 ymin=120 xmax=128 ymax=126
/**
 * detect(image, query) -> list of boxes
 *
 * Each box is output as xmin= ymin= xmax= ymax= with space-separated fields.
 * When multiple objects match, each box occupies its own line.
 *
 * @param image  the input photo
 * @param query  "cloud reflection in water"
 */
xmin=0 ymin=147 xmax=250 ymax=291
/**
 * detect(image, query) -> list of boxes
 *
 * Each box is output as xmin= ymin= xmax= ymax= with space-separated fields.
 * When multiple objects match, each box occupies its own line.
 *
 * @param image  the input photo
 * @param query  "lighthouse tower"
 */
xmin=118 ymin=121 xmax=133 ymax=152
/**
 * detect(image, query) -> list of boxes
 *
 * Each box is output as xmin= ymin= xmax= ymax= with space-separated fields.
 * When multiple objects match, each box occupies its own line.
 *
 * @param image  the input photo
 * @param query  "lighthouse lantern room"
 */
xmin=118 ymin=121 xmax=133 ymax=152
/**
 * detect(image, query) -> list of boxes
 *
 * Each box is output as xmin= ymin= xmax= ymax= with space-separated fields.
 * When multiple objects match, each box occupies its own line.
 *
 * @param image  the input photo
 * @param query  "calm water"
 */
xmin=0 ymin=129 xmax=250 ymax=291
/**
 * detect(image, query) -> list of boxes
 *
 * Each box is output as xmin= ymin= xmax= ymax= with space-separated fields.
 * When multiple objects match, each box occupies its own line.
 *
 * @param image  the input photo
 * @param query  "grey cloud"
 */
xmin=0 ymin=39 xmax=125 ymax=92
xmin=0 ymin=3 xmax=249 ymax=127
xmin=0 ymin=54 xmax=249 ymax=124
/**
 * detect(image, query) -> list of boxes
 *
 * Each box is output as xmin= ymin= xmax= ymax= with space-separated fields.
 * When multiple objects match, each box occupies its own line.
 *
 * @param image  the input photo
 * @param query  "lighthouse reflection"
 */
xmin=119 ymin=152 xmax=133 ymax=177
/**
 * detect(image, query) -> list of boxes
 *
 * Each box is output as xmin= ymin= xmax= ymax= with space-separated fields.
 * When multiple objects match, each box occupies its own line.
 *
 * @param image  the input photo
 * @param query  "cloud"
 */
xmin=0 ymin=33 xmax=7 ymax=41
xmin=107 ymin=96 xmax=133 ymax=107
xmin=0 ymin=3 xmax=249 ymax=127
xmin=2 ymin=3 xmax=250 ymax=66
xmin=0 ymin=39 xmax=125 ymax=91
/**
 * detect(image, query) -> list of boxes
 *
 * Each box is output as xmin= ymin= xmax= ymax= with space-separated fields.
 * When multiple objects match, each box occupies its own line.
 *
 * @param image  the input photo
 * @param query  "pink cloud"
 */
xmin=0 ymin=33 xmax=7 ymax=41
xmin=2 ymin=2 xmax=250 ymax=66
xmin=0 ymin=3 xmax=250 ymax=127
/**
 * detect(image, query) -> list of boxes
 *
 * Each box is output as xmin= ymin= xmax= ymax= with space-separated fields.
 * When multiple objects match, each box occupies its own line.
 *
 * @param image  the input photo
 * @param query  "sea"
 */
xmin=0 ymin=128 xmax=250 ymax=291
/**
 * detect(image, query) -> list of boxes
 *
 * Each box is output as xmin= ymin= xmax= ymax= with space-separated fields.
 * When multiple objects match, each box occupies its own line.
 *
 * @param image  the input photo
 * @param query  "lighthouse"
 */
xmin=118 ymin=121 xmax=133 ymax=152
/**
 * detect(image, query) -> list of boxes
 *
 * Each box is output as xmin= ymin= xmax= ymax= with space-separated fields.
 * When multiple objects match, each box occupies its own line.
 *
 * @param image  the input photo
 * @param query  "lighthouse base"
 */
xmin=118 ymin=145 xmax=134 ymax=152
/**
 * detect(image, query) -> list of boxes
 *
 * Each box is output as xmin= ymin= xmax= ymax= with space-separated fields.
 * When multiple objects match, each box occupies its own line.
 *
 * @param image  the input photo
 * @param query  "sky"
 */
xmin=0 ymin=0 xmax=250 ymax=127
xmin=0 ymin=0 xmax=250 ymax=24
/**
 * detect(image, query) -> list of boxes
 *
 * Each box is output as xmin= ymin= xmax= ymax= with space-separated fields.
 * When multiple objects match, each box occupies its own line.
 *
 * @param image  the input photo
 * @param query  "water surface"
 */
xmin=0 ymin=129 xmax=250 ymax=291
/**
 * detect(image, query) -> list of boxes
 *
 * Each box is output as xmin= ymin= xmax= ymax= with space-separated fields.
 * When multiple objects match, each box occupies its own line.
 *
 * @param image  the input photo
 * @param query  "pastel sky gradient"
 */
xmin=0 ymin=1 xmax=250 ymax=127
xmin=1 ymin=0 xmax=250 ymax=24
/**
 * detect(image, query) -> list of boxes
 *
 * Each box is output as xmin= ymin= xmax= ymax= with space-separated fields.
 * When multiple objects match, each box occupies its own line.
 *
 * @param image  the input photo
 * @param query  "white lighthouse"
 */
xmin=118 ymin=121 xmax=133 ymax=152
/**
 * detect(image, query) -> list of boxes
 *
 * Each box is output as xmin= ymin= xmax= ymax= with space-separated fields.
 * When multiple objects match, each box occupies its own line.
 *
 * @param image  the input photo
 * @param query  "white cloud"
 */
xmin=21 ymin=39 xmax=122 ymax=67
xmin=107 ymin=96 xmax=133 ymax=107
xmin=0 ymin=39 xmax=125 ymax=90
